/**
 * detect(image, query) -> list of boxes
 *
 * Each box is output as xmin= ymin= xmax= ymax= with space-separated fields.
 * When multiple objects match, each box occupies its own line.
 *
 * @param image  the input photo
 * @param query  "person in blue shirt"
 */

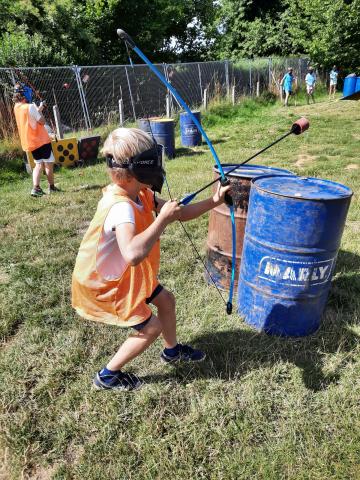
xmin=305 ymin=67 xmax=316 ymax=104
xmin=280 ymin=68 xmax=296 ymax=106
xmin=329 ymin=66 xmax=339 ymax=99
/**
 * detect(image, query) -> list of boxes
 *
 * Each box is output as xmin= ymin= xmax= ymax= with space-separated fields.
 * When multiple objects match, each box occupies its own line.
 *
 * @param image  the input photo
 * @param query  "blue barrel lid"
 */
xmin=214 ymin=164 xmax=293 ymax=179
xmin=180 ymin=110 xmax=200 ymax=115
xmin=150 ymin=118 xmax=174 ymax=123
xmin=253 ymin=175 xmax=353 ymax=200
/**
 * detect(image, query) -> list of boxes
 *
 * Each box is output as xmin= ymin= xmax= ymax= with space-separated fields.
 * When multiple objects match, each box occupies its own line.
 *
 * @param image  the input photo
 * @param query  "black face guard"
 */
xmin=106 ymin=144 xmax=165 ymax=193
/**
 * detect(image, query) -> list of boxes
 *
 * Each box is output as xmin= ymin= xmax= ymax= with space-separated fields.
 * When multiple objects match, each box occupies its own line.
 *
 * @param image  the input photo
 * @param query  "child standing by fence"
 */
xmin=305 ymin=67 xmax=316 ymax=104
xmin=13 ymin=87 xmax=59 ymax=197
xmin=329 ymin=66 xmax=339 ymax=99
xmin=280 ymin=68 xmax=296 ymax=107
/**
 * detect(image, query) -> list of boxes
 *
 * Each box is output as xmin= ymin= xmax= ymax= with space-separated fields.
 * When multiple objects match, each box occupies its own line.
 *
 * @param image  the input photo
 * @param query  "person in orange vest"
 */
xmin=13 ymin=86 xmax=59 ymax=197
xmin=72 ymin=127 xmax=231 ymax=391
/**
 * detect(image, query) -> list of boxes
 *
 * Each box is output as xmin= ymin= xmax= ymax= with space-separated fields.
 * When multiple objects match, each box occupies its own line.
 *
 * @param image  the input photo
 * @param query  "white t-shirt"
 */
xmin=28 ymin=104 xmax=42 ymax=129
xmin=96 ymin=199 xmax=144 ymax=280
xmin=330 ymin=70 xmax=338 ymax=85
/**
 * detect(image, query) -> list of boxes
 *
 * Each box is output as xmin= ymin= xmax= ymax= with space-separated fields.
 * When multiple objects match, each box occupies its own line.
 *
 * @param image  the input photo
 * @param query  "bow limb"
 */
xmin=117 ymin=29 xmax=235 ymax=314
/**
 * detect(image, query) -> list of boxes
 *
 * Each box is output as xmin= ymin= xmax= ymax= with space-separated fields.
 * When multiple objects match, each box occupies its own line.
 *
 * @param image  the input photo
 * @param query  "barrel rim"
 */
xmin=150 ymin=118 xmax=175 ymax=123
xmin=214 ymin=163 xmax=294 ymax=178
xmin=251 ymin=174 xmax=353 ymax=201
xmin=180 ymin=110 xmax=201 ymax=116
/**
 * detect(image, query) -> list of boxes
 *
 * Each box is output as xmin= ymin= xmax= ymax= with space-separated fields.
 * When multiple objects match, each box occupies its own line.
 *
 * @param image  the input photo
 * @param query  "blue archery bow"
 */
xmin=117 ymin=29 xmax=236 ymax=314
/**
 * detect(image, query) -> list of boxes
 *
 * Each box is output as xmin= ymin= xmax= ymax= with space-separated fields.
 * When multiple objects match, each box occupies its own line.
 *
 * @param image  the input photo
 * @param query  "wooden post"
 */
xmin=231 ymin=85 xmax=236 ymax=105
xmin=53 ymin=104 xmax=64 ymax=139
xmin=256 ymin=81 xmax=260 ymax=97
xmin=203 ymin=88 xmax=208 ymax=110
xmin=118 ymin=98 xmax=124 ymax=126
xmin=166 ymin=94 xmax=171 ymax=118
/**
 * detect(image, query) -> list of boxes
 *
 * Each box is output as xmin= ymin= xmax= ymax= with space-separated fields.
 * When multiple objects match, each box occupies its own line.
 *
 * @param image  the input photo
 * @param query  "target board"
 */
xmin=52 ymin=138 xmax=79 ymax=166
xmin=78 ymin=135 xmax=101 ymax=162
xmin=25 ymin=138 xmax=79 ymax=171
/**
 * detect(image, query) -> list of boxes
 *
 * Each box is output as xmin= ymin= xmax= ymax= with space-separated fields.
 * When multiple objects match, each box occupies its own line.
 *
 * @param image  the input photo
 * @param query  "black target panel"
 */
xmin=78 ymin=136 xmax=101 ymax=161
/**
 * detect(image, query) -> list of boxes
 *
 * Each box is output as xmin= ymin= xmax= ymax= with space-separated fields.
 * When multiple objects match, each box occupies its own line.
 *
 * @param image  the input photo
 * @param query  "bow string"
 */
xmin=117 ymin=28 xmax=236 ymax=315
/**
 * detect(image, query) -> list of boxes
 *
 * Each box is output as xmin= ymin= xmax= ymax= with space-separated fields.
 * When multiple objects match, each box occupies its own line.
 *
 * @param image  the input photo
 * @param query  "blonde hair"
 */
xmin=101 ymin=128 xmax=154 ymax=184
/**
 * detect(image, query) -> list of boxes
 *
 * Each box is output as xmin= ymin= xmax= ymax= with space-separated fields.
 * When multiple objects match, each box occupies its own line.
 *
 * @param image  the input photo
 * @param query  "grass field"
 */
xmin=0 ymin=94 xmax=359 ymax=479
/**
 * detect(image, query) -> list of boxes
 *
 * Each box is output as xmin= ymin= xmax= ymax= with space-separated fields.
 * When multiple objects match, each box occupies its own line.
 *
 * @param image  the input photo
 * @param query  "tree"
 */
xmin=286 ymin=0 xmax=360 ymax=71
xmin=0 ymin=0 xmax=217 ymax=66
xmin=212 ymin=0 xmax=360 ymax=72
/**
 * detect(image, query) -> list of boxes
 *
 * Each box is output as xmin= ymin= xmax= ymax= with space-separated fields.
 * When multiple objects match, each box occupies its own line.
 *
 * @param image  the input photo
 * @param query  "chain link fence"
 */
xmin=0 ymin=57 xmax=317 ymax=139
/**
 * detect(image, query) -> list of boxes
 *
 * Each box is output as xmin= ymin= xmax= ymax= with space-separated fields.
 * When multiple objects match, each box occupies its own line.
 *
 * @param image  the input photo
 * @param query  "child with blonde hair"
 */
xmin=72 ymin=128 xmax=230 ymax=391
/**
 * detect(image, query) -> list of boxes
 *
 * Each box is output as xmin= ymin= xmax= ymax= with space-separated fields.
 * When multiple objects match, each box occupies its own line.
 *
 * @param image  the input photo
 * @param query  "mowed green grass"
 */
xmin=0 ymin=96 xmax=360 ymax=479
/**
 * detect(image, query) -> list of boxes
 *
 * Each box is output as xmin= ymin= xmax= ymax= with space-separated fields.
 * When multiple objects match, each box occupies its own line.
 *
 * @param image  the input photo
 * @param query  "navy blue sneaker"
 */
xmin=160 ymin=344 xmax=206 ymax=364
xmin=93 ymin=371 xmax=143 ymax=391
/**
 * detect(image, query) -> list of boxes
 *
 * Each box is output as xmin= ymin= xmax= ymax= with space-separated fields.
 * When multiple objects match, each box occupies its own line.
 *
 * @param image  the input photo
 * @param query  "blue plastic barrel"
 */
xmin=343 ymin=74 xmax=357 ymax=97
xmin=137 ymin=117 xmax=160 ymax=134
xmin=238 ymin=175 xmax=352 ymax=336
xmin=206 ymin=164 xmax=293 ymax=292
xmin=356 ymin=77 xmax=360 ymax=93
xmin=150 ymin=119 xmax=175 ymax=158
xmin=180 ymin=111 xmax=202 ymax=147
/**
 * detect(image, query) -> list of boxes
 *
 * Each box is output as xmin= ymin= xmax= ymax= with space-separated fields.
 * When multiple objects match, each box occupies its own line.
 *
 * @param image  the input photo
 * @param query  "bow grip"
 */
xmin=220 ymin=177 xmax=233 ymax=206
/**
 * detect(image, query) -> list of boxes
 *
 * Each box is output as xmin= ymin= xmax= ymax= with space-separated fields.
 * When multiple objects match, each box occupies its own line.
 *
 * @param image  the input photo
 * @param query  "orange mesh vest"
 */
xmin=14 ymin=103 xmax=50 ymax=152
xmin=72 ymin=185 xmax=160 ymax=327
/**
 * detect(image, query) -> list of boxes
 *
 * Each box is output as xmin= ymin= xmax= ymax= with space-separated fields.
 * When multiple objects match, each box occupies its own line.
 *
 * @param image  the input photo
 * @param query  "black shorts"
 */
xmin=132 ymin=284 xmax=164 ymax=331
xmin=32 ymin=143 xmax=52 ymax=160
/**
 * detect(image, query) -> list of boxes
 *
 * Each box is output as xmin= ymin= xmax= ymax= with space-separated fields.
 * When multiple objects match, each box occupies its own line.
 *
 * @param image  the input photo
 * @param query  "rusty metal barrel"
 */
xmin=205 ymin=164 xmax=293 ymax=291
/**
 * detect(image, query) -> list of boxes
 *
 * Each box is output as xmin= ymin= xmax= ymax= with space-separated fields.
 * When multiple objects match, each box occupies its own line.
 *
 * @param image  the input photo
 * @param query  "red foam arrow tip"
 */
xmin=291 ymin=117 xmax=310 ymax=135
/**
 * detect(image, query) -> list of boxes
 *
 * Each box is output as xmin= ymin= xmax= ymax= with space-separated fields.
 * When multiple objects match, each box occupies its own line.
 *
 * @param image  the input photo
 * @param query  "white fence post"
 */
xmin=53 ymin=104 xmax=64 ymax=139
xmin=231 ymin=85 xmax=236 ymax=105
xmin=225 ymin=60 xmax=230 ymax=99
xmin=118 ymin=98 xmax=124 ymax=126
xmin=268 ymin=58 xmax=272 ymax=90
xmin=74 ymin=65 xmax=90 ymax=131
xmin=249 ymin=61 xmax=252 ymax=95
xmin=203 ymin=88 xmax=208 ymax=110
xmin=256 ymin=81 xmax=260 ymax=97
xmin=166 ymin=94 xmax=171 ymax=118
xmin=198 ymin=64 xmax=203 ymax=104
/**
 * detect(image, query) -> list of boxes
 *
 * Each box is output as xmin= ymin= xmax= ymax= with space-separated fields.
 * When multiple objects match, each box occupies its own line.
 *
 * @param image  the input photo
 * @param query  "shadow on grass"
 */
xmin=72 ymin=184 xmax=106 ymax=192
xmin=175 ymin=147 xmax=205 ymax=158
xmin=211 ymin=139 xmax=226 ymax=145
xmin=143 ymin=249 xmax=360 ymax=392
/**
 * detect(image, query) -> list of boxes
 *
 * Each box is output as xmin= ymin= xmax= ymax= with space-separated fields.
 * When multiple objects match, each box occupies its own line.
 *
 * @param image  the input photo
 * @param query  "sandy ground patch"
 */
xmin=345 ymin=164 xmax=359 ymax=170
xmin=295 ymin=153 xmax=317 ymax=167
xmin=347 ymin=221 xmax=360 ymax=232
xmin=77 ymin=220 xmax=90 ymax=236
xmin=0 ymin=270 xmax=10 ymax=284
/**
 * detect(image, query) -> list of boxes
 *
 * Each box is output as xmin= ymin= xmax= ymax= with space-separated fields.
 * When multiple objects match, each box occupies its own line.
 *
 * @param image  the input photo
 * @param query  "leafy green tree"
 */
xmin=212 ymin=0 xmax=360 ymax=72
xmin=212 ymin=0 xmax=289 ymax=59
xmin=0 ymin=0 xmax=217 ymax=66
xmin=83 ymin=0 xmax=217 ymax=63
xmin=286 ymin=0 xmax=360 ymax=71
